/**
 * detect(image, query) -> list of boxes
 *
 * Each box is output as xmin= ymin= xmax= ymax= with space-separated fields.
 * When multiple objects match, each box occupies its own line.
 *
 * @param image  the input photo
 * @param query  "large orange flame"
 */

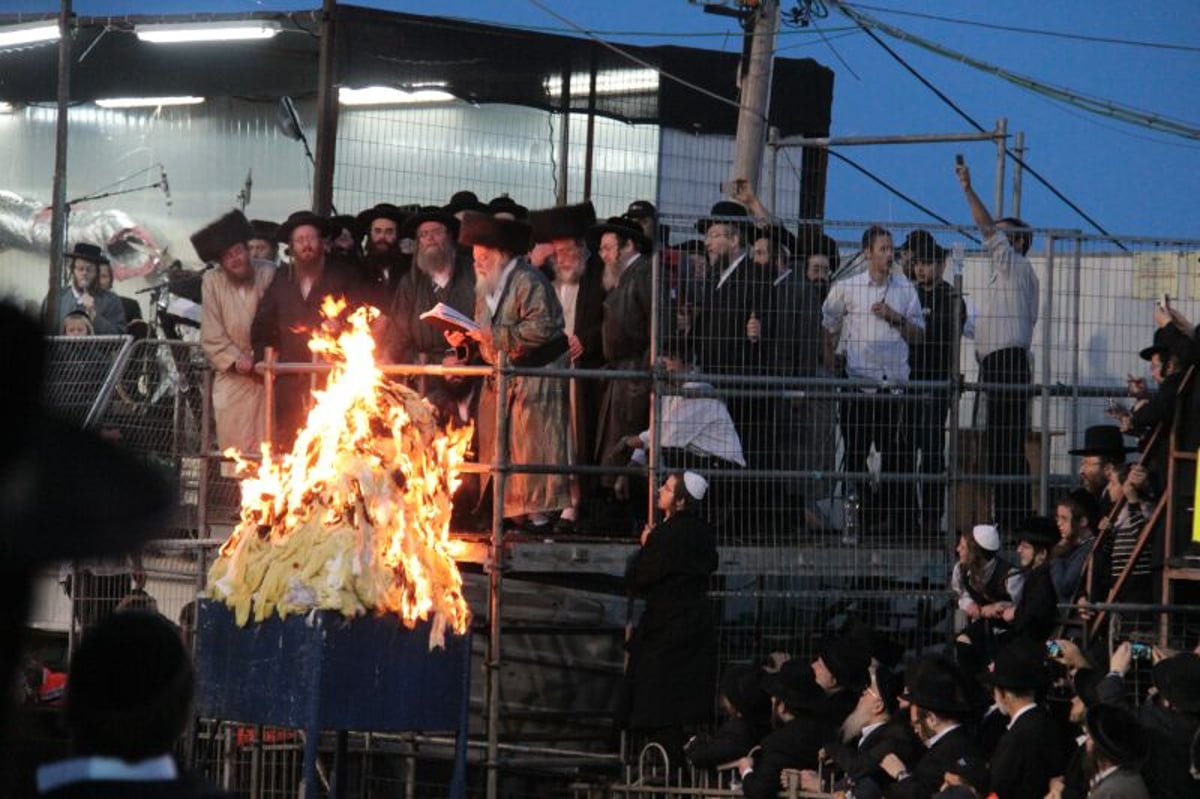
xmin=207 ymin=298 xmax=473 ymax=647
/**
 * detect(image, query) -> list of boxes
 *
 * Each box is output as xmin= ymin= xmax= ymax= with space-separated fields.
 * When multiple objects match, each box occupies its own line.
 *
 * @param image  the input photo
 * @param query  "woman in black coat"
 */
xmin=624 ymin=471 xmax=720 ymax=767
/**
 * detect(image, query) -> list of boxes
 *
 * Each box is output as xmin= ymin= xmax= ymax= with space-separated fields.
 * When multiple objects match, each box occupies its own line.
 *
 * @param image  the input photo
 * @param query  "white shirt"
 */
xmin=923 ymin=722 xmax=962 ymax=749
xmin=1005 ymin=701 xmax=1038 ymax=729
xmin=715 ymin=252 xmax=746 ymax=291
xmin=630 ymin=381 xmax=746 ymax=467
xmin=974 ymin=232 xmax=1039 ymax=359
xmin=859 ymin=721 xmax=886 ymax=748
xmin=822 ymin=268 xmax=925 ymax=381
xmin=556 ymin=282 xmax=580 ymax=334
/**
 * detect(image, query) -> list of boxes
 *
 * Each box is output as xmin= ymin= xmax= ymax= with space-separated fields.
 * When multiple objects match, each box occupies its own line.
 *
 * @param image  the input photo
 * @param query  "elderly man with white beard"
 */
xmin=446 ymin=211 xmax=572 ymax=531
xmin=797 ymin=665 xmax=922 ymax=797
xmin=529 ymin=202 xmax=605 ymax=532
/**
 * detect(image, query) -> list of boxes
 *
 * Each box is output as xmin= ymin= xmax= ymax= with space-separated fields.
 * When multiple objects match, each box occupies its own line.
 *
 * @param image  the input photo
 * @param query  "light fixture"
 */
xmin=338 ymin=86 xmax=456 ymax=106
xmin=95 ymin=96 xmax=205 ymax=109
xmin=0 ymin=102 xmax=14 ymax=113
xmin=136 ymin=20 xmax=281 ymax=44
xmin=545 ymin=69 xmax=660 ymax=98
xmin=0 ymin=21 xmax=60 ymax=48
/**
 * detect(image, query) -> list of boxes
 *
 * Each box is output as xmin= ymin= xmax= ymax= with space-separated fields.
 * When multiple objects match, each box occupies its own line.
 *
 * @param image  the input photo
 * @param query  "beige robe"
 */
xmin=201 ymin=262 xmax=275 ymax=468
xmin=475 ymin=260 xmax=571 ymax=518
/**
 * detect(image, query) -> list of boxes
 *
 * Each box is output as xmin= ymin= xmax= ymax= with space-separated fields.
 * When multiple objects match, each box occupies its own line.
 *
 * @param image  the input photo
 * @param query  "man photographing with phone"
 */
xmin=955 ymin=155 xmax=1040 ymax=536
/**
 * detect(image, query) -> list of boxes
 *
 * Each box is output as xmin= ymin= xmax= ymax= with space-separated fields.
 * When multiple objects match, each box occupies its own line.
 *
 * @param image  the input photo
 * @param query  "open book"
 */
xmin=419 ymin=302 xmax=480 ymax=334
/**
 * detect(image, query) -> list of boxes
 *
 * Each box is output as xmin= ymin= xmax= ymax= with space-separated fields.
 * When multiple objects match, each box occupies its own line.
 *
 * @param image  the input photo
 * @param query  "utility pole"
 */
xmin=47 ymin=0 xmax=72 ymax=331
xmin=730 ymin=0 xmax=778 ymax=192
xmin=311 ymin=0 xmax=338 ymax=215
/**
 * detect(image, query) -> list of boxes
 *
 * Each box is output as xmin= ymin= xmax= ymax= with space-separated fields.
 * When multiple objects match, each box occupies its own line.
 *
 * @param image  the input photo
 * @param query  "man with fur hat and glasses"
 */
xmin=445 ymin=211 xmax=571 ymax=531
xmin=527 ymin=202 xmax=606 ymax=532
xmin=251 ymin=210 xmax=364 ymax=450
xmin=43 ymin=243 xmax=127 ymax=335
xmin=194 ymin=210 xmax=276 ymax=473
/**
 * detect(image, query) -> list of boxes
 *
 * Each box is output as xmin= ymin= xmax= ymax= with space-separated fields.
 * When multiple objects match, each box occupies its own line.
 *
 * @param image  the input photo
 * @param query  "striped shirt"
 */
xmin=1110 ymin=502 xmax=1152 ymax=578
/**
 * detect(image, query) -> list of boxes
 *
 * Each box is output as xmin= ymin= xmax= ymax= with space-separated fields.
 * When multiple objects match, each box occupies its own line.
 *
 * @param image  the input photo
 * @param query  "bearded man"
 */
xmin=251 ymin=211 xmax=364 ymax=450
xmin=446 ymin=212 xmax=571 ymax=531
xmin=387 ymin=207 xmax=474 ymax=367
xmin=194 ymin=210 xmax=276 ymax=471
xmin=354 ymin=203 xmax=410 ymax=310
xmin=529 ymin=202 xmax=605 ymax=532
xmin=589 ymin=216 xmax=653 ymax=487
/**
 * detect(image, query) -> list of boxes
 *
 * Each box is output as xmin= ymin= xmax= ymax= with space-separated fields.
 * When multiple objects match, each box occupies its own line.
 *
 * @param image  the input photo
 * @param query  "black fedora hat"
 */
xmin=487 ymin=195 xmax=528 ymax=221
xmin=445 ymin=190 xmax=487 ymax=216
xmin=64 ymin=242 xmax=109 ymax=265
xmin=355 ymin=203 xmax=407 ymax=234
xmin=760 ymin=659 xmax=824 ymax=715
xmin=1139 ymin=327 xmax=1172 ymax=362
xmin=1085 ymin=703 xmax=1148 ymax=765
xmin=248 ymin=218 xmax=279 ymax=242
xmin=529 ymin=201 xmax=597 ymax=244
xmin=457 ymin=210 xmax=532 ymax=254
xmin=1015 ymin=515 xmax=1060 ymax=550
xmin=190 ymin=209 xmax=254 ymax=264
xmin=695 ymin=200 xmax=749 ymax=234
xmin=818 ymin=635 xmax=872 ymax=692
xmin=275 ymin=210 xmax=334 ymax=243
xmin=982 ymin=638 xmax=1054 ymax=691
xmin=403 ymin=205 xmax=460 ymax=240
xmin=587 ymin=215 xmax=651 ymax=255
xmin=906 ymin=656 xmax=972 ymax=716
xmin=1068 ymin=425 xmax=1137 ymax=457
xmin=625 ymin=199 xmax=657 ymax=220
xmin=328 ymin=214 xmax=359 ymax=238
xmin=1152 ymin=652 xmax=1200 ymax=712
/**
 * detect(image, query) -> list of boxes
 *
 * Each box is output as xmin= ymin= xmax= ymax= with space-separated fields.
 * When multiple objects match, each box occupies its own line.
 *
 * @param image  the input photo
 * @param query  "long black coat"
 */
xmin=624 ymin=509 xmax=718 ymax=729
xmin=887 ymin=725 xmax=981 ymax=799
xmin=1097 ymin=673 xmax=1200 ymax=799
xmin=567 ymin=260 xmax=606 ymax=467
xmin=249 ymin=259 xmax=364 ymax=448
xmin=824 ymin=719 xmax=923 ymax=791
xmin=740 ymin=716 xmax=823 ymax=799
xmin=988 ymin=705 xmax=1067 ymax=799
xmin=684 ymin=715 xmax=760 ymax=769
xmin=1010 ymin=562 xmax=1058 ymax=643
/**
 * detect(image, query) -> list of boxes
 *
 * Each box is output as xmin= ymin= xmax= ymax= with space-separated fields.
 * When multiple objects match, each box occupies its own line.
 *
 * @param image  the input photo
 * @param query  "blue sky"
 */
xmin=10 ymin=1 xmax=1200 ymax=239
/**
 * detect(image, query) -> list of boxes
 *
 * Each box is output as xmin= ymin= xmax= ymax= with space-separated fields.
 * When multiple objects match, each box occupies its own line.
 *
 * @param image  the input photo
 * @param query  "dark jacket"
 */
xmin=249 ymin=258 xmax=364 ymax=446
xmin=988 ymin=705 xmax=1067 ymax=799
xmin=824 ymin=719 xmax=923 ymax=792
xmin=387 ymin=256 xmax=476 ymax=364
xmin=740 ymin=716 xmax=823 ymax=799
xmin=685 ymin=715 xmax=760 ymax=769
xmin=1096 ymin=673 xmax=1199 ymax=799
xmin=1010 ymin=562 xmax=1058 ymax=642
xmin=911 ymin=281 xmax=965 ymax=381
xmin=887 ymin=725 xmax=980 ymax=799
xmin=624 ymin=509 xmax=719 ymax=729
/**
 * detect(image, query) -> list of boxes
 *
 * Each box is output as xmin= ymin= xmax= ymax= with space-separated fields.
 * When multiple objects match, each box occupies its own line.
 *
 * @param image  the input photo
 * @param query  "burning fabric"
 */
xmin=207 ymin=298 xmax=472 ymax=648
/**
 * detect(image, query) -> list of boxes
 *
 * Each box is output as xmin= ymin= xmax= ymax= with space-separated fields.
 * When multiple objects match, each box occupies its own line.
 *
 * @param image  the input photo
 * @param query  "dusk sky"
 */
xmin=9 ymin=1 xmax=1200 ymax=239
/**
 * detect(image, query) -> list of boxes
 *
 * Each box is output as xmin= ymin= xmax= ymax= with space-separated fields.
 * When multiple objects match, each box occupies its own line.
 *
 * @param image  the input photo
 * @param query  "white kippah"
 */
xmin=682 ymin=471 xmax=709 ymax=501
xmin=972 ymin=524 xmax=1001 ymax=552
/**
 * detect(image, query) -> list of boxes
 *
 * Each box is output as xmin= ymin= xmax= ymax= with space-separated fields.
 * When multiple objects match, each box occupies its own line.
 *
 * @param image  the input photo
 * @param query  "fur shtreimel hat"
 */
xmin=457 ymin=211 xmax=533 ymax=255
xmin=190 ymin=210 xmax=254 ymax=264
xmin=529 ymin=201 xmax=597 ymax=244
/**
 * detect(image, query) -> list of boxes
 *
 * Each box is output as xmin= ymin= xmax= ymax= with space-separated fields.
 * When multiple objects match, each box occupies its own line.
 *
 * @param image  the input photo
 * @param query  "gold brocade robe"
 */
xmin=201 ymin=262 xmax=275 ymax=466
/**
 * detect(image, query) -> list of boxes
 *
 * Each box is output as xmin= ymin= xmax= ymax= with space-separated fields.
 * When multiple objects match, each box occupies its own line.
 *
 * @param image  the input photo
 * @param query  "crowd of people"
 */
xmin=76 ymin=154 xmax=1070 ymax=539
xmin=624 ymin=482 xmax=1200 ymax=798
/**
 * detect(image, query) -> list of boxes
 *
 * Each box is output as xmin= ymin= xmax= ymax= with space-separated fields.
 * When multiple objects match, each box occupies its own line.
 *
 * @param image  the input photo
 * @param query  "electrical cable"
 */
xmin=525 ymin=0 xmax=763 ymax=121
xmin=833 ymin=1 xmax=1126 ymax=246
xmin=846 ymin=2 xmax=1200 ymax=54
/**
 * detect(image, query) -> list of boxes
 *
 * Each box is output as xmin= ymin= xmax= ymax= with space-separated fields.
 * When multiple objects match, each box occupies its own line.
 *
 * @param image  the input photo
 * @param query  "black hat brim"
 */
xmin=276 ymin=214 xmax=335 ymax=244
xmin=403 ymin=210 xmax=460 ymax=241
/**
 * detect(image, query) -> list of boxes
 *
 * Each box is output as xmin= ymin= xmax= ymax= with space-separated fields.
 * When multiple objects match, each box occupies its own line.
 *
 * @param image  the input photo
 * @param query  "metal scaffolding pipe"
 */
xmin=777 ymin=127 xmax=1005 ymax=148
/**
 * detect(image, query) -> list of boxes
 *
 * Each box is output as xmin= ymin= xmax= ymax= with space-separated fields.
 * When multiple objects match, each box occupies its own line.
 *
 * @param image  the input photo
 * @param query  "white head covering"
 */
xmin=682 ymin=471 xmax=708 ymax=501
xmin=971 ymin=524 xmax=1001 ymax=552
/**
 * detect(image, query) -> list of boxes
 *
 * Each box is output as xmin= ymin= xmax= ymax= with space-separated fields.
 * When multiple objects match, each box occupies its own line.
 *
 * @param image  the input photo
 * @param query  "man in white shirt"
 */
xmin=957 ymin=157 xmax=1040 ymax=535
xmin=821 ymin=226 xmax=925 ymax=536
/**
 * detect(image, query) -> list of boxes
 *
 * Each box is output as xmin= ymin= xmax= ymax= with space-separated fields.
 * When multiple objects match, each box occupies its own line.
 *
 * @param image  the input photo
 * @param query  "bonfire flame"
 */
xmin=207 ymin=298 xmax=473 ymax=648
